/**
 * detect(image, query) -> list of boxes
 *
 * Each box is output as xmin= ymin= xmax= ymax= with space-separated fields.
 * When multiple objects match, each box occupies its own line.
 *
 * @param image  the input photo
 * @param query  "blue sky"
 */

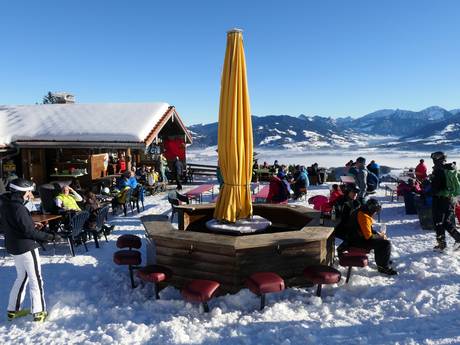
xmin=1 ymin=0 xmax=460 ymax=124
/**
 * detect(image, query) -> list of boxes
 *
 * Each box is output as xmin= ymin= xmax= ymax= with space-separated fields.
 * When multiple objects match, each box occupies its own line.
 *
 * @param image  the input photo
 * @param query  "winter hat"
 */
xmin=9 ymin=178 xmax=34 ymax=193
xmin=347 ymin=184 xmax=360 ymax=194
xmin=431 ymin=151 xmax=446 ymax=163
xmin=356 ymin=157 xmax=366 ymax=164
xmin=365 ymin=198 xmax=381 ymax=214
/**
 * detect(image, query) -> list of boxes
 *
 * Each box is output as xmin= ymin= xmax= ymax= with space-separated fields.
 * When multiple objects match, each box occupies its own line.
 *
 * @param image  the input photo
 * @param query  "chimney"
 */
xmin=51 ymin=92 xmax=75 ymax=104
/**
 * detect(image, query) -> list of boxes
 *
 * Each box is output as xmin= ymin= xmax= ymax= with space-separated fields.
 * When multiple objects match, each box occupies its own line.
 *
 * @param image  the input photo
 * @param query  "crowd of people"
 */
xmin=2 ymin=150 xmax=460 ymax=323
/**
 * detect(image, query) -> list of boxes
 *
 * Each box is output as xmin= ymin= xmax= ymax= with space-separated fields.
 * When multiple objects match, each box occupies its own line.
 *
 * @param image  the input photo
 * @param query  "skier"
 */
xmin=430 ymin=151 xmax=460 ymax=252
xmin=352 ymin=157 xmax=369 ymax=204
xmin=1 ymin=178 xmax=60 ymax=322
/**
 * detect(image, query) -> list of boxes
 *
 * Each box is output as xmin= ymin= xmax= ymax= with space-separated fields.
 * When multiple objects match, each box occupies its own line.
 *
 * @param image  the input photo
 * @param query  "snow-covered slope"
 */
xmin=1 ymin=185 xmax=459 ymax=345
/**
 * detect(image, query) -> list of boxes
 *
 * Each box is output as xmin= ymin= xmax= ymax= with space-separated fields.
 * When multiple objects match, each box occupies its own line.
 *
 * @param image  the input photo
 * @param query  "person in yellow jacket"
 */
xmin=346 ymin=198 xmax=397 ymax=276
xmin=146 ymin=166 xmax=159 ymax=186
xmin=55 ymin=185 xmax=82 ymax=211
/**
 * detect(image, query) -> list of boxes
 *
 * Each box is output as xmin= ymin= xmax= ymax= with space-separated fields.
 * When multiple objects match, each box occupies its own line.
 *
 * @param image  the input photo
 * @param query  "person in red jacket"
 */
xmin=328 ymin=184 xmax=343 ymax=207
xmin=266 ymin=171 xmax=291 ymax=204
xmin=415 ymin=159 xmax=428 ymax=182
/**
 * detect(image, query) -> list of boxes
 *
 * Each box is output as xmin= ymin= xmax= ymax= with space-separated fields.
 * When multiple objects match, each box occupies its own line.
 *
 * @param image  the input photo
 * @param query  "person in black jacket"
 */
xmin=430 ymin=151 xmax=460 ymax=252
xmin=1 ymin=179 xmax=59 ymax=322
xmin=334 ymin=184 xmax=361 ymax=253
xmin=174 ymin=156 xmax=184 ymax=190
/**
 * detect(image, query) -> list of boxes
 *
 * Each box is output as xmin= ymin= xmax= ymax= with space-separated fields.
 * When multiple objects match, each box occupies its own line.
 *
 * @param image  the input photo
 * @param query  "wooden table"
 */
xmin=32 ymin=214 xmax=63 ymax=225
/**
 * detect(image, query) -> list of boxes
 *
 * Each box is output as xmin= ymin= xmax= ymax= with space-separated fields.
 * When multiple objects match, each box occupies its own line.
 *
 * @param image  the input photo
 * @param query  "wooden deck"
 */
xmin=142 ymin=204 xmax=335 ymax=294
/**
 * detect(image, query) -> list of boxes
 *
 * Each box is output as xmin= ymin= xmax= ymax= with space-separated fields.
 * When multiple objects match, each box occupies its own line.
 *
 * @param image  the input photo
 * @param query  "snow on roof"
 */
xmin=0 ymin=102 xmax=171 ymax=146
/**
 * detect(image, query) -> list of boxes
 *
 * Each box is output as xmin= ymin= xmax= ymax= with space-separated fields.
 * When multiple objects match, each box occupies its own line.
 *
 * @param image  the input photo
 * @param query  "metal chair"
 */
xmin=176 ymin=191 xmax=190 ymax=204
xmin=86 ymin=205 xmax=111 ymax=248
xmin=122 ymin=188 xmax=134 ymax=216
xmin=131 ymin=185 xmax=145 ymax=213
xmin=61 ymin=211 xmax=90 ymax=256
xmin=167 ymin=192 xmax=180 ymax=222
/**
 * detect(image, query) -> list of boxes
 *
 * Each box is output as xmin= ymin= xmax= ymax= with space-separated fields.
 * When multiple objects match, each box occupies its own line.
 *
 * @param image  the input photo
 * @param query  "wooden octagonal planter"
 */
xmin=141 ymin=204 xmax=335 ymax=294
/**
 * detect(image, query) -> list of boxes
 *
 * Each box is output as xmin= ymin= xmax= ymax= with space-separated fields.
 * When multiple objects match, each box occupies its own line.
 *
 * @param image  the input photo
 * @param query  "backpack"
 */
xmin=439 ymin=168 xmax=460 ymax=197
xmin=367 ymin=171 xmax=379 ymax=192
xmin=348 ymin=166 xmax=358 ymax=176
xmin=278 ymin=179 xmax=290 ymax=200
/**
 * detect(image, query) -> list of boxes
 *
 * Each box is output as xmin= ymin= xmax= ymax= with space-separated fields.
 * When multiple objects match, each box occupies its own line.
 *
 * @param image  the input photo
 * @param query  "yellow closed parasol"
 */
xmin=213 ymin=29 xmax=253 ymax=223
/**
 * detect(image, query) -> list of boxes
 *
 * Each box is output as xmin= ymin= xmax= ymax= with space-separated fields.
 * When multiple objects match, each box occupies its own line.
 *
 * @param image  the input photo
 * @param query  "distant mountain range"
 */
xmin=188 ymin=106 xmax=460 ymax=151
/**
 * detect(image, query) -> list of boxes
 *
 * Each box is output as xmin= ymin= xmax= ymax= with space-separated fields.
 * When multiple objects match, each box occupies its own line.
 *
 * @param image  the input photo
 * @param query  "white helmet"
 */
xmin=9 ymin=178 xmax=34 ymax=192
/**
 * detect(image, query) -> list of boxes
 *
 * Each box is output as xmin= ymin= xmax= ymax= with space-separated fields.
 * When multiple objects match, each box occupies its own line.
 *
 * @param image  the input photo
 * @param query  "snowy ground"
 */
xmin=1 ymin=183 xmax=460 ymax=345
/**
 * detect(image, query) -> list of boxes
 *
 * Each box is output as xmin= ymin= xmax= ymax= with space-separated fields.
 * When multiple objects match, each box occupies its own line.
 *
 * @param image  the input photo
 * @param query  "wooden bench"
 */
xmin=186 ymin=163 xmax=217 ymax=183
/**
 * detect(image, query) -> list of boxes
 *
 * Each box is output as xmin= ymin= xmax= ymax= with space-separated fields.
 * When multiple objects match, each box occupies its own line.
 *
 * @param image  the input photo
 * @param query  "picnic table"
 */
xmin=254 ymin=168 xmax=271 ymax=182
xmin=385 ymin=183 xmax=399 ymax=202
xmin=252 ymin=184 xmax=270 ymax=203
xmin=185 ymin=184 xmax=215 ymax=203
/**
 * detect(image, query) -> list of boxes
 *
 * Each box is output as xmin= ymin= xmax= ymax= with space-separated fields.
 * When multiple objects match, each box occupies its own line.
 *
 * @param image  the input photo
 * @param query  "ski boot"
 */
xmin=433 ymin=242 xmax=447 ymax=252
xmin=7 ymin=309 xmax=30 ymax=321
xmin=377 ymin=266 xmax=398 ymax=276
xmin=32 ymin=311 xmax=48 ymax=322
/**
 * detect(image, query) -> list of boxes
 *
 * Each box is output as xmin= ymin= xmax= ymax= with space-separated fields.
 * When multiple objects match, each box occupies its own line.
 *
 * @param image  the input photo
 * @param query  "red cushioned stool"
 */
xmin=182 ymin=279 xmax=220 ymax=313
xmin=137 ymin=265 xmax=172 ymax=300
xmin=246 ymin=272 xmax=285 ymax=310
xmin=303 ymin=265 xmax=341 ymax=297
xmin=113 ymin=250 xmax=142 ymax=288
xmin=116 ymin=234 xmax=142 ymax=249
xmin=339 ymin=252 xmax=368 ymax=283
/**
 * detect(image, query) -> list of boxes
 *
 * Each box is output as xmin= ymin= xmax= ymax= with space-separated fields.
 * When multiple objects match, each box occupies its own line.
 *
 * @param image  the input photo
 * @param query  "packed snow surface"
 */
xmin=0 ymin=103 xmax=170 ymax=145
xmin=1 ymin=183 xmax=460 ymax=345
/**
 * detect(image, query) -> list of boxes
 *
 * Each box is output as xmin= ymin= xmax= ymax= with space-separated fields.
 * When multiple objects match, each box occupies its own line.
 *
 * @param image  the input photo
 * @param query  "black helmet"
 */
xmin=8 ymin=178 xmax=34 ymax=193
xmin=356 ymin=157 xmax=366 ymax=164
xmin=431 ymin=151 xmax=447 ymax=162
xmin=347 ymin=183 xmax=360 ymax=193
xmin=365 ymin=198 xmax=381 ymax=214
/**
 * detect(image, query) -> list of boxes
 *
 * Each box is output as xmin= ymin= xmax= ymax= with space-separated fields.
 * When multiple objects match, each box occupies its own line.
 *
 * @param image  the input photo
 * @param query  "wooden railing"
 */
xmin=186 ymin=163 xmax=218 ymax=182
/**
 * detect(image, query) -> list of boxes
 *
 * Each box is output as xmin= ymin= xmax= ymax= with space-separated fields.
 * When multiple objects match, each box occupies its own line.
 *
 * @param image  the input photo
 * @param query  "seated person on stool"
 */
xmin=84 ymin=191 xmax=101 ymax=229
xmin=292 ymin=166 xmax=309 ymax=199
xmin=345 ymin=198 xmax=397 ymax=276
xmin=111 ymin=186 xmax=131 ymax=213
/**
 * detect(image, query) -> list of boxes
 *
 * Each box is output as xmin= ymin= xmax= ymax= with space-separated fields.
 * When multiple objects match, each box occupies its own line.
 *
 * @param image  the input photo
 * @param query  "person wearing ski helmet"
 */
xmin=1 ymin=178 xmax=60 ymax=322
xmin=345 ymin=198 xmax=397 ymax=275
xmin=430 ymin=151 xmax=460 ymax=252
